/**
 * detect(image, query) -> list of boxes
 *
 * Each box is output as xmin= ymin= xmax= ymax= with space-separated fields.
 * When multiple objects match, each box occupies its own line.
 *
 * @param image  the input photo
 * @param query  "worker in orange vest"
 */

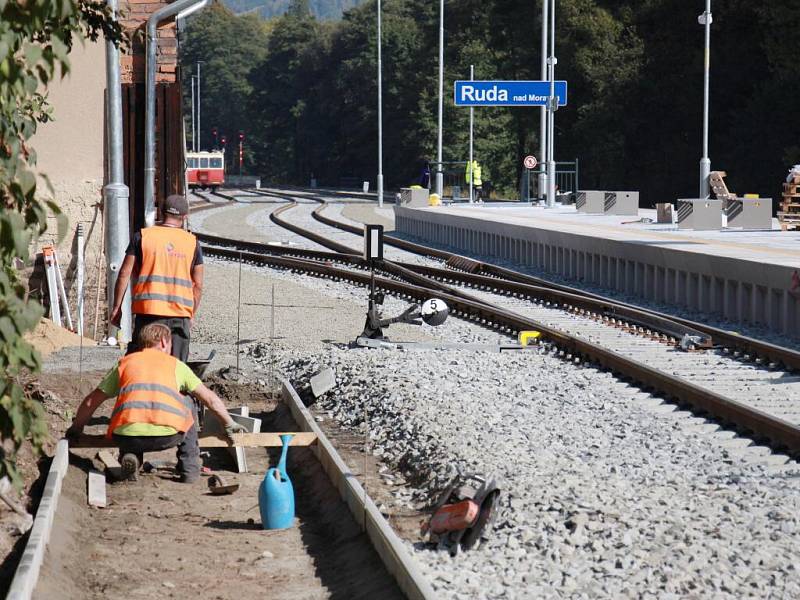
xmin=66 ymin=323 xmax=246 ymax=482
xmin=110 ymin=193 xmax=203 ymax=362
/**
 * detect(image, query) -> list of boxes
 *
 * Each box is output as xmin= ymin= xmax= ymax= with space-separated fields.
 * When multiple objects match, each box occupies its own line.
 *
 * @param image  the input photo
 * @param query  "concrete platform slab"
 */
xmin=395 ymin=203 xmax=800 ymax=337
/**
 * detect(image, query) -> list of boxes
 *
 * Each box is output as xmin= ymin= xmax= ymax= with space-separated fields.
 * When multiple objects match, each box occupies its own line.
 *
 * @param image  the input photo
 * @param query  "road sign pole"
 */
xmin=699 ymin=0 xmax=712 ymax=199
xmin=539 ymin=0 xmax=548 ymax=202
xmin=546 ymin=0 xmax=557 ymax=208
xmin=469 ymin=64 xmax=474 ymax=204
xmin=436 ymin=0 xmax=444 ymax=198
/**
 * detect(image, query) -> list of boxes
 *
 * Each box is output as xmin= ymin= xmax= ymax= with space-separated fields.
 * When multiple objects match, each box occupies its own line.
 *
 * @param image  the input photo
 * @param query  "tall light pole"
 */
xmin=468 ymin=64 xmax=474 ymax=203
xmin=196 ymin=61 xmax=202 ymax=151
xmin=546 ymin=0 xmax=557 ymax=208
xmin=435 ymin=0 xmax=444 ymax=198
xmin=190 ymin=76 xmax=196 ymax=152
xmin=699 ymin=0 xmax=712 ymax=199
xmin=539 ymin=0 xmax=548 ymax=202
xmin=377 ymin=0 xmax=384 ymax=207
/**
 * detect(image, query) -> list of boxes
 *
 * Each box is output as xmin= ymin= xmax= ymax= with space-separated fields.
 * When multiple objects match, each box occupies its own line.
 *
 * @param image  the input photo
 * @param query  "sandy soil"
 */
xmin=25 ymin=318 xmax=96 ymax=357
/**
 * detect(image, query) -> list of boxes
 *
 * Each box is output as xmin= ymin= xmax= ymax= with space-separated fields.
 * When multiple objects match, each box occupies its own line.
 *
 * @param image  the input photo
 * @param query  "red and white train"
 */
xmin=186 ymin=151 xmax=225 ymax=191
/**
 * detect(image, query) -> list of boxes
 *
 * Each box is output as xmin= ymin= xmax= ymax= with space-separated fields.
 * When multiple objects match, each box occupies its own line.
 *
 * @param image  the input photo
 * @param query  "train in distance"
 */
xmin=186 ymin=150 xmax=225 ymax=191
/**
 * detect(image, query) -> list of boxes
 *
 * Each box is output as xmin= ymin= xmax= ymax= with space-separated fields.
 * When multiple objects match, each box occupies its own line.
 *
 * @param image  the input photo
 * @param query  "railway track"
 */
xmin=194 ymin=189 xmax=800 ymax=457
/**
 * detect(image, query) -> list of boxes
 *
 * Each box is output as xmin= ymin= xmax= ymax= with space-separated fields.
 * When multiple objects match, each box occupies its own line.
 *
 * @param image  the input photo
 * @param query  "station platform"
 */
xmin=395 ymin=203 xmax=800 ymax=338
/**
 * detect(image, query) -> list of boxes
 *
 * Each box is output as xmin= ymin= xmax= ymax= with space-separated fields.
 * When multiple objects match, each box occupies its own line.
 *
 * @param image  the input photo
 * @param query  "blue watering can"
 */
xmin=259 ymin=434 xmax=295 ymax=529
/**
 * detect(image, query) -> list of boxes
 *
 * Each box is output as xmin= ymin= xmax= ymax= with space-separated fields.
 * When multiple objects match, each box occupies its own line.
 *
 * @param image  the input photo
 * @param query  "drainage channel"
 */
xmin=10 ymin=376 xmax=432 ymax=600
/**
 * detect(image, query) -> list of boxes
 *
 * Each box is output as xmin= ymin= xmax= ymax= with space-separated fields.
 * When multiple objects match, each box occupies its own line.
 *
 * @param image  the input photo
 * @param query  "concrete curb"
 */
xmin=7 ymin=439 xmax=69 ymax=600
xmin=280 ymin=378 xmax=436 ymax=600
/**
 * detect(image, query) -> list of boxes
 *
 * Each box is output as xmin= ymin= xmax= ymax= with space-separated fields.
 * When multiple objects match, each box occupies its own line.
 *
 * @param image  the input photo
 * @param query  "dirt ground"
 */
xmin=0 ymin=324 xmax=101 ymax=596
xmin=29 ymin=373 xmax=404 ymax=600
xmin=2 ymin=200 xmax=429 ymax=598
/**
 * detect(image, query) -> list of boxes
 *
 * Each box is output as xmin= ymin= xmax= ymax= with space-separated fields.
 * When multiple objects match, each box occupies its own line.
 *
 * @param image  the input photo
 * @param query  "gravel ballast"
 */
xmin=272 ymin=345 xmax=800 ymax=599
xmin=192 ymin=197 xmax=800 ymax=599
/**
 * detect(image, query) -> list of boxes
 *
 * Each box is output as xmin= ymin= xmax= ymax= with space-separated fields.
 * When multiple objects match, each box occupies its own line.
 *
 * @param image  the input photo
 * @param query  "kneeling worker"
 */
xmin=66 ymin=323 xmax=246 ymax=482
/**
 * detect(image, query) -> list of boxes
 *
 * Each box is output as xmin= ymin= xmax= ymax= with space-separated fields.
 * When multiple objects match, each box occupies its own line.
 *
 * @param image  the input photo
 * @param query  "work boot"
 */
xmin=120 ymin=453 xmax=140 ymax=482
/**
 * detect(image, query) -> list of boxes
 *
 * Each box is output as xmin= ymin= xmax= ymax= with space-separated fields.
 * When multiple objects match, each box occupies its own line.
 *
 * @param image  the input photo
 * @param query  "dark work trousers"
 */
xmin=125 ymin=315 xmax=200 ymax=480
xmin=127 ymin=314 xmax=191 ymax=361
xmin=111 ymin=401 xmax=200 ymax=481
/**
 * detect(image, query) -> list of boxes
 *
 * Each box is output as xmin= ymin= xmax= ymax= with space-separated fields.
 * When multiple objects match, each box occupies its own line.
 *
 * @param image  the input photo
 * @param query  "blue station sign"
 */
xmin=454 ymin=80 xmax=568 ymax=107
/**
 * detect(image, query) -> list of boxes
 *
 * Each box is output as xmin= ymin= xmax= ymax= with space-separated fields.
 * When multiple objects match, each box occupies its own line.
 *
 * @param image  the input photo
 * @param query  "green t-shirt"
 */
xmin=99 ymin=359 xmax=202 ymax=436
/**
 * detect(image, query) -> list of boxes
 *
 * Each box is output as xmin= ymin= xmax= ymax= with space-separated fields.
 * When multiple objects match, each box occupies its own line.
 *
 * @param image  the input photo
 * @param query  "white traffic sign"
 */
xmin=523 ymin=155 xmax=537 ymax=169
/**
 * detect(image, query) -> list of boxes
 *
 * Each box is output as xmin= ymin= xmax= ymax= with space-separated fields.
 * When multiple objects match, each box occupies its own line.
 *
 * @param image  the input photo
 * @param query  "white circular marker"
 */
xmin=106 ymin=336 xmax=118 ymax=347
xmin=421 ymin=298 xmax=449 ymax=326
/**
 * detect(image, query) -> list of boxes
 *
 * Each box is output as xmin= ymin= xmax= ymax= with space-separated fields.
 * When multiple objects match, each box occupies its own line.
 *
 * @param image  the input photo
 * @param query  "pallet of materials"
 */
xmin=779 ymin=175 xmax=800 ymax=231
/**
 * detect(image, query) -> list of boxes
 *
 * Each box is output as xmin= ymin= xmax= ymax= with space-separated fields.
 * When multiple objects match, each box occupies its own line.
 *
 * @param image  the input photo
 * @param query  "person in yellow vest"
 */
xmin=465 ymin=160 xmax=483 ymax=202
xmin=65 ymin=323 xmax=246 ymax=482
xmin=110 ymin=193 xmax=203 ymax=363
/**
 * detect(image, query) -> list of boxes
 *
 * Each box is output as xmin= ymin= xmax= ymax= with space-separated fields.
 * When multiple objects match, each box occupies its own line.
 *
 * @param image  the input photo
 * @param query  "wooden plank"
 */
xmin=87 ymin=470 xmax=107 ymax=508
xmin=71 ymin=432 xmax=317 ymax=449
xmin=96 ymin=450 xmax=122 ymax=480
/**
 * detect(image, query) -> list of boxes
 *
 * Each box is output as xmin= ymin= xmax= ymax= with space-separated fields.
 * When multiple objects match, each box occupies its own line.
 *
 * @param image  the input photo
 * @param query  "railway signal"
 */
xmin=238 ymin=131 xmax=244 ymax=175
xmin=212 ymin=126 xmax=218 ymax=148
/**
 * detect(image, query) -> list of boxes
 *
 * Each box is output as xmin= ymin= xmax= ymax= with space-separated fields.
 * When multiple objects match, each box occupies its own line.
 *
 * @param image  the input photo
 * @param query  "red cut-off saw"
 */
xmin=422 ymin=473 xmax=501 ymax=556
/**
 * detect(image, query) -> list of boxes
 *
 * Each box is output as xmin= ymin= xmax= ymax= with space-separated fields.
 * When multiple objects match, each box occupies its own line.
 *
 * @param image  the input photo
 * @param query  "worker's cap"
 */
xmin=164 ymin=194 xmax=189 ymax=216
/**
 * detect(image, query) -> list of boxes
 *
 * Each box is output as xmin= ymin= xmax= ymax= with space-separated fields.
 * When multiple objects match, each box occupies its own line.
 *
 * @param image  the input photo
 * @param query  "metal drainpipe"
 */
xmin=144 ymin=0 xmax=209 ymax=227
xmin=104 ymin=0 xmax=131 ymax=343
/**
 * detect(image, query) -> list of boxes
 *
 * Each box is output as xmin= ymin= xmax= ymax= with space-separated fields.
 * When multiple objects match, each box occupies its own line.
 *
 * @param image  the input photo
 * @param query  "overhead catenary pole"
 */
xmin=546 ymin=0 xmax=557 ymax=208
xmin=104 ymin=0 xmax=131 ymax=342
xmin=435 ymin=0 xmax=444 ymax=198
xmin=469 ymin=64 xmax=474 ymax=203
xmin=377 ymin=0 xmax=384 ymax=208
xmin=699 ymin=0 xmax=712 ymax=199
xmin=539 ymin=0 xmax=548 ymax=202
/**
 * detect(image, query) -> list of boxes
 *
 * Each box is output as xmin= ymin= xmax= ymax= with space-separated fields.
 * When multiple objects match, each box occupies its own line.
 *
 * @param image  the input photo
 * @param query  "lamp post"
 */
xmin=377 ymin=0 xmax=384 ymax=207
xmin=435 ymin=0 xmax=444 ymax=198
xmin=469 ymin=64 xmax=474 ymax=203
xmin=196 ymin=61 xmax=203 ymax=151
xmin=190 ymin=76 xmax=196 ymax=152
xmin=546 ymin=0 xmax=557 ymax=208
xmin=699 ymin=0 xmax=712 ymax=198
xmin=538 ymin=0 xmax=548 ymax=202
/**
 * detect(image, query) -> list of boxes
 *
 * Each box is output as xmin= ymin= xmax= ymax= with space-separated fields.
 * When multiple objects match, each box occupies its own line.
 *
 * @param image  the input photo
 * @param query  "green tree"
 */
xmin=181 ymin=3 xmax=269 ymax=171
xmin=288 ymin=0 xmax=312 ymax=18
xmin=0 ymin=1 xmax=124 ymax=487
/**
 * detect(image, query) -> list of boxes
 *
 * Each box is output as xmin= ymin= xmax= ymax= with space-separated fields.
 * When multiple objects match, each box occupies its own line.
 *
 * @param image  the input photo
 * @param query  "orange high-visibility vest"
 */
xmin=106 ymin=349 xmax=194 ymax=438
xmin=132 ymin=226 xmax=197 ymax=318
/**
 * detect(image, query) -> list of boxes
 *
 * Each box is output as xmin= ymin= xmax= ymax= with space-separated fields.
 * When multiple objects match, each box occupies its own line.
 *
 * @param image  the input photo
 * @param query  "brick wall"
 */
xmin=120 ymin=0 xmax=179 ymax=85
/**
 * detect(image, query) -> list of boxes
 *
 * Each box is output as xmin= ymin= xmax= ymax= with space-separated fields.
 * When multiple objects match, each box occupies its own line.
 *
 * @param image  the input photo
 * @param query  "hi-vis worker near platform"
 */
xmin=110 ymin=194 xmax=202 ymax=362
xmin=465 ymin=160 xmax=483 ymax=202
xmin=66 ymin=323 xmax=246 ymax=482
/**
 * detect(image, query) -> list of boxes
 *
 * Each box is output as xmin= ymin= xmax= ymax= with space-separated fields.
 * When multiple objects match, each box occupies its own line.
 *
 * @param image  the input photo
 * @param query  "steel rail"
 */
xmin=195 ymin=229 xmax=708 ymax=346
xmin=201 ymin=189 xmax=800 ymax=371
xmin=212 ymin=191 xmax=713 ymax=346
xmin=292 ymin=190 xmax=800 ymax=372
xmin=200 ymin=242 xmax=800 ymax=455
